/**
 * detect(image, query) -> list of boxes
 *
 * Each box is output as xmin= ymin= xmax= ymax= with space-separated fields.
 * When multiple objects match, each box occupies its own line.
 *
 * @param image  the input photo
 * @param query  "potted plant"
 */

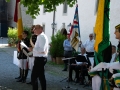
xmin=49 ymin=30 xmax=66 ymax=64
xmin=7 ymin=27 xmax=18 ymax=47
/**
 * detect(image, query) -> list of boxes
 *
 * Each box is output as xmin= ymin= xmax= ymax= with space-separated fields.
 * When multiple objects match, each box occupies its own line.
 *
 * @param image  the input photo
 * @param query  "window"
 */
xmin=62 ymin=23 xmax=65 ymax=28
xmin=43 ymin=5 xmax=46 ymax=14
xmin=42 ymin=24 xmax=45 ymax=33
xmin=63 ymin=0 xmax=67 ymax=14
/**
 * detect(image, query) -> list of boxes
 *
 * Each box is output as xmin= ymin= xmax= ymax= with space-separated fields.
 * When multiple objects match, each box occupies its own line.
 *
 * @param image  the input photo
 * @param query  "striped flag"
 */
xmin=69 ymin=4 xmax=80 ymax=51
xmin=14 ymin=0 xmax=23 ymax=40
xmin=94 ymin=0 xmax=111 ymax=90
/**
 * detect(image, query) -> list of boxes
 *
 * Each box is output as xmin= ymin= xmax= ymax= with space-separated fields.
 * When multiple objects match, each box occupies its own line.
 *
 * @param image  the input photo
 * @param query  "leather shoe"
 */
xmin=79 ymin=83 xmax=84 ymax=85
xmin=66 ymin=78 xmax=73 ymax=82
xmin=15 ymin=76 xmax=21 ymax=79
xmin=75 ymin=79 xmax=79 ymax=83
xmin=62 ymin=69 xmax=67 ymax=71
xmin=16 ymin=78 xmax=23 ymax=82
xmin=26 ymin=82 xmax=32 ymax=85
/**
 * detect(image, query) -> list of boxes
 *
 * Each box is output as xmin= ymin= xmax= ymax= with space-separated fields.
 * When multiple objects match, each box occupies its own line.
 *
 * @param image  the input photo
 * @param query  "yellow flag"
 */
xmin=17 ymin=2 xmax=23 ymax=40
xmin=94 ymin=0 xmax=105 ymax=52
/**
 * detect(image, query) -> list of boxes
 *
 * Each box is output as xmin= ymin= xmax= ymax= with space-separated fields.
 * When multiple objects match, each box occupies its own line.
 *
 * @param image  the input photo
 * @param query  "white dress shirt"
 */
xmin=82 ymin=39 xmax=94 ymax=52
xmin=110 ymin=53 xmax=116 ymax=63
xmin=33 ymin=32 xmax=48 ymax=57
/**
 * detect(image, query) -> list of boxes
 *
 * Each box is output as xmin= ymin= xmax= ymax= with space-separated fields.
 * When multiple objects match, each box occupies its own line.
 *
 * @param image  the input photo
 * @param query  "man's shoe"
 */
xmin=16 ymin=78 xmax=23 ymax=82
xmin=26 ymin=82 xmax=32 ymax=85
xmin=79 ymin=83 xmax=84 ymax=85
xmin=75 ymin=79 xmax=79 ymax=83
xmin=62 ymin=69 xmax=67 ymax=71
xmin=15 ymin=76 xmax=21 ymax=79
xmin=66 ymin=79 xmax=73 ymax=82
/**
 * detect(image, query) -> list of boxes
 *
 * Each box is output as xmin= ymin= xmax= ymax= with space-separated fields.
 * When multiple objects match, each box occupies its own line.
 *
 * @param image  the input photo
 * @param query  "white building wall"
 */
xmin=7 ymin=0 xmax=33 ymax=28
xmin=34 ymin=0 xmax=120 ymax=46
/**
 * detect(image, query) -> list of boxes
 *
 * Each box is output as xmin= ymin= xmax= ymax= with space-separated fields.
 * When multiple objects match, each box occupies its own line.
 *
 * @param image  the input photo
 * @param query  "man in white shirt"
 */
xmin=81 ymin=33 xmax=94 ymax=56
xmin=110 ymin=45 xmax=116 ymax=63
xmin=29 ymin=25 xmax=48 ymax=90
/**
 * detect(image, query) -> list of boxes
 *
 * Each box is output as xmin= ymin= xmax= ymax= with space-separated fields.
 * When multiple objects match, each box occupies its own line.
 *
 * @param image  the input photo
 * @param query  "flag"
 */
xmin=14 ymin=0 xmax=23 ymax=40
xmin=69 ymin=4 xmax=80 ymax=51
xmin=94 ymin=0 xmax=112 ymax=90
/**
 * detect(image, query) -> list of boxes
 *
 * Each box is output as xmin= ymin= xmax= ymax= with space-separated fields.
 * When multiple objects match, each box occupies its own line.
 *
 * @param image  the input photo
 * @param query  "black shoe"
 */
xmin=15 ymin=76 xmax=21 ymax=79
xmin=26 ymin=82 xmax=31 ymax=84
xmin=16 ymin=78 xmax=23 ymax=82
xmin=22 ymin=80 xmax=26 ymax=83
xmin=75 ymin=79 xmax=79 ymax=83
xmin=66 ymin=79 xmax=73 ymax=82
xmin=79 ymin=83 xmax=84 ymax=85
xmin=22 ymin=77 xmax=26 ymax=83
xmin=62 ymin=69 xmax=67 ymax=71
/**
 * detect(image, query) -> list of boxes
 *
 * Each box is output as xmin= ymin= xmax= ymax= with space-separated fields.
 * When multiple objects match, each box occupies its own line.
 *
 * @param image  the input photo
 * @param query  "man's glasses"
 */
xmin=89 ymin=36 xmax=93 ymax=37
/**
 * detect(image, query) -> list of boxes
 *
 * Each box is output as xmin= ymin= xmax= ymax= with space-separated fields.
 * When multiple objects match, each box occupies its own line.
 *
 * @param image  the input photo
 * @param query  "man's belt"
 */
xmin=86 ymin=52 xmax=94 ymax=55
xmin=64 ymin=50 xmax=72 ymax=52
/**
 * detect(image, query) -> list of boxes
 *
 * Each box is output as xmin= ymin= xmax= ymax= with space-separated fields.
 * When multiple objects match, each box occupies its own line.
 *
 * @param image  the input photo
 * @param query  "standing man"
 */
xmin=63 ymin=34 xmax=73 ymax=71
xmin=29 ymin=24 xmax=48 ymax=90
xmin=81 ymin=33 xmax=94 ymax=56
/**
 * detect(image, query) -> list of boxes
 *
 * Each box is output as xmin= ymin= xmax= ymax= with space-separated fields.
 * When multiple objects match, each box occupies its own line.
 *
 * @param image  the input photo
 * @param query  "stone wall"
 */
xmin=7 ymin=0 xmax=33 ymax=28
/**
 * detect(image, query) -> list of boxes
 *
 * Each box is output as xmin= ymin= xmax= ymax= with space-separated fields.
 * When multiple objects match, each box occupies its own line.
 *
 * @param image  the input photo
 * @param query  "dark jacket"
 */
xmin=18 ymin=38 xmax=30 ymax=59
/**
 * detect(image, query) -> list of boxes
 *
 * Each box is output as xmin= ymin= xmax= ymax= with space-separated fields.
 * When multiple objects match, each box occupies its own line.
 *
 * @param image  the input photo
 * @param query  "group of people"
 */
xmin=14 ymin=23 xmax=120 ymax=90
xmin=15 ymin=24 xmax=48 ymax=90
xmin=62 ymin=32 xmax=94 ymax=84
xmin=62 ymin=24 xmax=120 ymax=90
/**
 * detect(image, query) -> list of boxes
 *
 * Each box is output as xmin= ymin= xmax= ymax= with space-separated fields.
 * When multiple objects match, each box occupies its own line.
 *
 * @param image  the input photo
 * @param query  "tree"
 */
xmin=6 ymin=0 xmax=77 ymax=18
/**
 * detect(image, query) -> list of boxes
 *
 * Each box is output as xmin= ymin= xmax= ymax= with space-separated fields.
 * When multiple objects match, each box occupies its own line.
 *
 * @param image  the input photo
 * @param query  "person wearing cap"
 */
xmin=28 ymin=24 xmax=48 ymax=90
xmin=63 ymin=34 xmax=73 ymax=71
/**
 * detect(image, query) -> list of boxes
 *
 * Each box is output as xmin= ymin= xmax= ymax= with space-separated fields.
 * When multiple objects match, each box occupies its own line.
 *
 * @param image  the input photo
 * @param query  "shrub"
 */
xmin=49 ymin=31 xmax=66 ymax=57
xmin=7 ymin=27 xmax=18 ymax=45
xmin=23 ymin=26 xmax=31 ymax=39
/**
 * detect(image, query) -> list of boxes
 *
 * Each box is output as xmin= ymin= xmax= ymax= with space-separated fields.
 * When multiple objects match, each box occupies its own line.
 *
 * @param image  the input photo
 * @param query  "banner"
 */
xmin=69 ymin=4 xmax=80 ymax=51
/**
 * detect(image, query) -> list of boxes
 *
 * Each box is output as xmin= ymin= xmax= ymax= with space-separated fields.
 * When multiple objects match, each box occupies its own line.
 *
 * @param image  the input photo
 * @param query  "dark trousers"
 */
xmin=69 ymin=65 xmax=81 ymax=80
xmin=86 ymin=52 xmax=94 ymax=56
xmin=31 ymin=57 xmax=46 ymax=90
xmin=63 ymin=51 xmax=74 ymax=70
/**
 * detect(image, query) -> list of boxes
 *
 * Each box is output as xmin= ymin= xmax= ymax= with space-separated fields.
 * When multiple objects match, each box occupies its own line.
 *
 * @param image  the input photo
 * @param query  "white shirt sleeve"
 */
xmin=110 ymin=53 xmax=116 ymax=63
xmin=33 ymin=35 xmax=46 ymax=53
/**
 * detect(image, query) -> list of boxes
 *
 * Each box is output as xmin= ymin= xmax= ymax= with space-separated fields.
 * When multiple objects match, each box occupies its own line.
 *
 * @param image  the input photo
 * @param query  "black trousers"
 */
xmin=69 ymin=65 xmax=81 ymax=80
xmin=31 ymin=57 xmax=47 ymax=90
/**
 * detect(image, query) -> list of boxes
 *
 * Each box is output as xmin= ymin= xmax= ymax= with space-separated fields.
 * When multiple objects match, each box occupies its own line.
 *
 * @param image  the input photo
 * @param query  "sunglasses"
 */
xmin=89 ymin=36 xmax=93 ymax=37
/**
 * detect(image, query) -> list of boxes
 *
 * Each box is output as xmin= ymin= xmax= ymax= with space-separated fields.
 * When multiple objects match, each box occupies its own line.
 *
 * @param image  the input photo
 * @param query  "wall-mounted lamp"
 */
xmin=51 ymin=22 xmax=57 ymax=35
xmin=67 ymin=23 xmax=71 ymax=33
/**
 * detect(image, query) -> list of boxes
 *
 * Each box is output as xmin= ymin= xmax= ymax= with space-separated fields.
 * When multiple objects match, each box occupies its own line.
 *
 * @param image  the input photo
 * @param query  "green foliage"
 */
xmin=6 ymin=0 xmax=77 ymax=18
xmin=7 ymin=27 xmax=18 ymax=44
xmin=23 ymin=26 xmax=31 ymax=39
xmin=7 ymin=26 xmax=31 ymax=45
xmin=49 ymin=31 xmax=66 ymax=57
xmin=72 ymin=49 xmax=80 ymax=57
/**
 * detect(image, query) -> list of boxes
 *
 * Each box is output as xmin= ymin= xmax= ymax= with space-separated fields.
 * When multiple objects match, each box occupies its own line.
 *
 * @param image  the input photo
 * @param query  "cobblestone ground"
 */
xmin=0 ymin=38 xmax=92 ymax=90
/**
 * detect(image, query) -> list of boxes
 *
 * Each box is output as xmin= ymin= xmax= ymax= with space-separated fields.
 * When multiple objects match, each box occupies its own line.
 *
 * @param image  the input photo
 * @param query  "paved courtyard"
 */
xmin=0 ymin=38 xmax=92 ymax=90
